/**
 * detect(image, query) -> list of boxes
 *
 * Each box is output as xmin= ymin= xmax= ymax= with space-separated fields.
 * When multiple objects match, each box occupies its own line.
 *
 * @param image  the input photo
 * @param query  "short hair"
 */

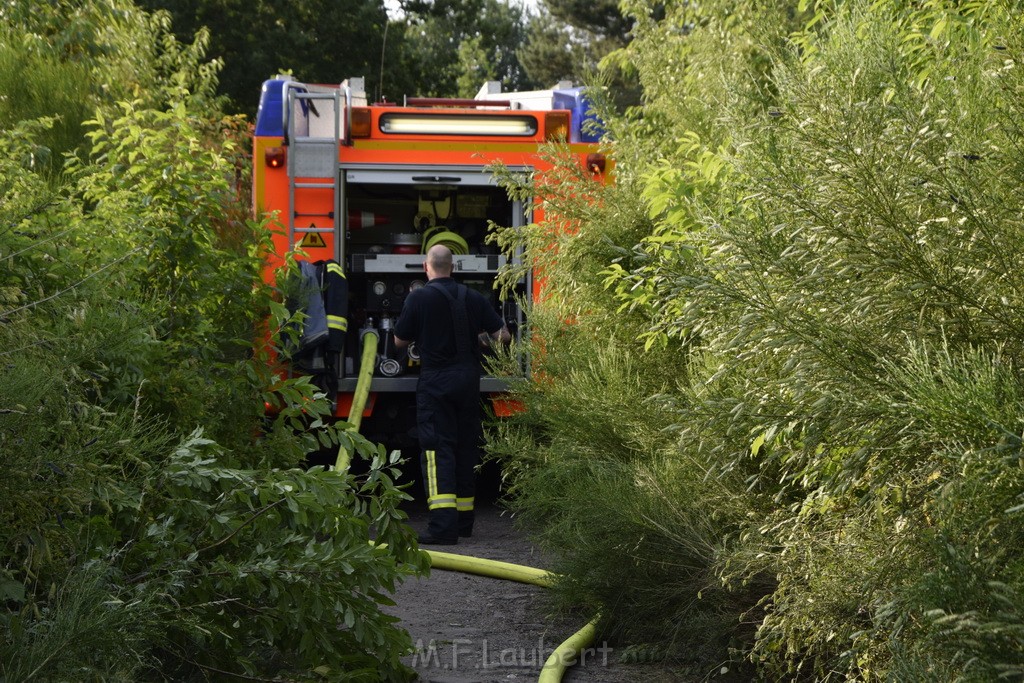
xmin=427 ymin=244 xmax=453 ymax=274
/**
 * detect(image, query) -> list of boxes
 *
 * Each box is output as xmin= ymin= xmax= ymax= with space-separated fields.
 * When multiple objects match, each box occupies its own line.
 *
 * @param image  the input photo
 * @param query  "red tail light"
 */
xmin=264 ymin=146 xmax=285 ymax=168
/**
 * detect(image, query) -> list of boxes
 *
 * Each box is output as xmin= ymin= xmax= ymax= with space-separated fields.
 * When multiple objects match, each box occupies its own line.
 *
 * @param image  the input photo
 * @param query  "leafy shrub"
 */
xmin=495 ymin=0 xmax=1024 ymax=679
xmin=1 ymin=5 xmax=429 ymax=678
xmin=489 ymin=148 xmax=761 ymax=672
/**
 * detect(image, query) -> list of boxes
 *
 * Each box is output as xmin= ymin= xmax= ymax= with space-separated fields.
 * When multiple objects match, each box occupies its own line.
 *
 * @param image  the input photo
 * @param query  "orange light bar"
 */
xmin=544 ymin=111 xmax=570 ymax=141
xmin=350 ymin=107 xmax=372 ymax=138
xmin=264 ymin=146 xmax=285 ymax=168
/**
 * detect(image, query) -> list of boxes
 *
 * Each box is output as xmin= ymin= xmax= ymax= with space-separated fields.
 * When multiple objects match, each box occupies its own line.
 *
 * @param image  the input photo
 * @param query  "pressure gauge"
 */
xmin=409 ymin=279 xmax=425 ymax=292
xmin=372 ymin=281 xmax=387 ymax=296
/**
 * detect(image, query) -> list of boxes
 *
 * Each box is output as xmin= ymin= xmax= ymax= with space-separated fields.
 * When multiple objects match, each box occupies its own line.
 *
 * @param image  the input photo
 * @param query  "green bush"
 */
xmin=1 ymin=3 xmax=429 ymax=679
xmin=494 ymin=0 xmax=1024 ymax=679
xmin=489 ymin=148 xmax=761 ymax=672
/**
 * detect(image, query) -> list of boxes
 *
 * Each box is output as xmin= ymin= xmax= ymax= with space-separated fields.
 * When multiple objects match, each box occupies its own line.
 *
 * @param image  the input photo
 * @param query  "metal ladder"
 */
xmin=282 ymin=83 xmax=346 ymax=253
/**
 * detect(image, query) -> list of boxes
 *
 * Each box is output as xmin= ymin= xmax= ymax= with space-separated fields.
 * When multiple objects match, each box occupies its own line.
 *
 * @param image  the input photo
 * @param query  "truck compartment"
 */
xmin=338 ymin=167 xmax=530 ymax=393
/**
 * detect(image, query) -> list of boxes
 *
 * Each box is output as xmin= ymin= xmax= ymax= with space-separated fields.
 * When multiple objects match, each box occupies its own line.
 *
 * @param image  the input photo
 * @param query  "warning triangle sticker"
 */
xmin=299 ymin=232 xmax=327 ymax=249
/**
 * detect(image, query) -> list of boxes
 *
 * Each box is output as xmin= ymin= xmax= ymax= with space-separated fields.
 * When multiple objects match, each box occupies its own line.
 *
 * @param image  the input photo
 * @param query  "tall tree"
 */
xmin=517 ymin=7 xmax=625 ymax=88
xmin=542 ymin=0 xmax=632 ymax=43
xmin=516 ymin=10 xmax=579 ymax=87
xmin=134 ymin=0 xmax=393 ymax=114
xmin=518 ymin=0 xmax=639 ymax=106
xmin=398 ymin=0 xmax=533 ymax=97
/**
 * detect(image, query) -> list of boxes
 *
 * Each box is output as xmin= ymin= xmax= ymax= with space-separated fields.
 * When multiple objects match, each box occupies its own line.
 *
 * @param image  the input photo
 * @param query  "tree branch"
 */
xmin=196 ymin=499 xmax=286 ymax=555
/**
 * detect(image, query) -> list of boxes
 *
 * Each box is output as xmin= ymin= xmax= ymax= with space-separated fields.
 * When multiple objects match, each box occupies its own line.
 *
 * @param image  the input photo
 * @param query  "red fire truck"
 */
xmin=253 ymin=75 xmax=603 ymax=448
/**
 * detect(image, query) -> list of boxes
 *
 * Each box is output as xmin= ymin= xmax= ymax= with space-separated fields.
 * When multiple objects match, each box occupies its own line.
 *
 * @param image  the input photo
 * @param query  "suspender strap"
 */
xmin=427 ymin=281 xmax=476 ymax=364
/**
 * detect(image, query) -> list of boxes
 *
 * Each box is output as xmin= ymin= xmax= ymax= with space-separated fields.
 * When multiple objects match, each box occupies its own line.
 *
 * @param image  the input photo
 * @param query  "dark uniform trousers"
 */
xmin=416 ymin=364 xmax=481 ymax=540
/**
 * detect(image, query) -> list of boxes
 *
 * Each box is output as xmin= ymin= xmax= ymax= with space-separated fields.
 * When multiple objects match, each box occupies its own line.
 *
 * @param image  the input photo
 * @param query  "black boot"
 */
xmin=458 ymin=510 xmax=475 ymax=538
xmin=417 ymin=533 xmax=458 ymax=545
xmin=419 ymin=507 xmax=458 ymax=545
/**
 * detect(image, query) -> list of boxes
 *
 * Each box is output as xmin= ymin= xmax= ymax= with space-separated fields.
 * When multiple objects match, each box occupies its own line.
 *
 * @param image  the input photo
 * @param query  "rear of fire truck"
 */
xmin=252 ymin=76 xmax=602 ymax=449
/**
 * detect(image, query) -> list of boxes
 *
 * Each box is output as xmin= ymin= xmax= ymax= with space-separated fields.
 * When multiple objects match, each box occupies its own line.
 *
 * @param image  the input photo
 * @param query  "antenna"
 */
xmin=378 ymin=19 xmax=389 ymax=103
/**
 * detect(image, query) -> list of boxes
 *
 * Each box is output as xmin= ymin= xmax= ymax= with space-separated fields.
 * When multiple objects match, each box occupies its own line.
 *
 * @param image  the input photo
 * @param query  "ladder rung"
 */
xmin=286 ymin=87 xmax=339 ymax=246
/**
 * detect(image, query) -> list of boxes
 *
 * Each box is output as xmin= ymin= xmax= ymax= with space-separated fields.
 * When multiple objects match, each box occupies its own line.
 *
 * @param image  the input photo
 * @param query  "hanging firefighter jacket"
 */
xmin=286 ymin=260 xmax=349 ymax=405
xmin=320 ymin=260 xmax=348 ymax=351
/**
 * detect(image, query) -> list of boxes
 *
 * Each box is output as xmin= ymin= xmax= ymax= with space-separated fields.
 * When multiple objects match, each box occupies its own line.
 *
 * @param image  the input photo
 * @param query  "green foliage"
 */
xmin=2 ymin=561 xmax=164 ymax=681
xmin=0 ymin=0 xmax=224 ymax=168
xmin=516 ymin=11 xmax=583 ymax=88
xmin=488 ymin=144 xmax=758 ymax=671
xmin=541 ymin=0 xmax=631 ymax=43
xmin=130 ymin=0 xmax=629 ymax=109
xmin=517 ymin=7 xmax=622 ymax=90
xmin=132 ymin=0 xmax=550 ymax=108
xmin=134 ymin=0 xmax=391 ymax=112
xmin=493 ymin=0 xmax=1024 ymax=679
xmin=399 ymin=0 xmax=534 ymax=97
xmin=0 ymin=33 xmax=92 ymax=170
xmin=97 ymin=432 xmax=424 ymax=682
xmin=1 ymin=3 xmax=427 ymax=680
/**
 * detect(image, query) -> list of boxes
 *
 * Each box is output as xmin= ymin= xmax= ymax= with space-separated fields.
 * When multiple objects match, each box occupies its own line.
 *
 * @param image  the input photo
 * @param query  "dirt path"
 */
xmin=384 ymin=501 xmax=682 ymax=683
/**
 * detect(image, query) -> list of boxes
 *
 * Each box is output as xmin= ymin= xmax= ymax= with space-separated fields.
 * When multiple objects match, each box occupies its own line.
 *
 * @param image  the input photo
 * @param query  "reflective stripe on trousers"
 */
xmin=425 ymin=450 xmax=457 ymax=509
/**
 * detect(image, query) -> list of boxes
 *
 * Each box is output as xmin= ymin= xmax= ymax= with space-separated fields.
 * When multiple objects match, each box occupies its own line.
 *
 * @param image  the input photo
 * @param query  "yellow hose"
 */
xmin=537 ymin=614 xmax=600 ymax=683
xmin=421 ymin=548 xmax=600 ymax=683
xmin=425 ymin=549 xmax=556 ymax=588
xmin=335 ymin=330 xmax=378 ymax=471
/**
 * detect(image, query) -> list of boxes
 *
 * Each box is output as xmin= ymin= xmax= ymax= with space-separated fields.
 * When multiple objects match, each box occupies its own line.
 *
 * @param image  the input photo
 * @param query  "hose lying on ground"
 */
xmin=421 ymin=548 xmax=600 ymax=683
xmin=425 ymin=549 xmax=554 ymax=587
xmin=537 ymin=613 xmax=601 ymax=683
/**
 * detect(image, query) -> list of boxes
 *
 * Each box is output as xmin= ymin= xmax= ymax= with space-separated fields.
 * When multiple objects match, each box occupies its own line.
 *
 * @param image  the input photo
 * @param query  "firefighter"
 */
xmin=394 ymin=244 xmax=510 ymax=544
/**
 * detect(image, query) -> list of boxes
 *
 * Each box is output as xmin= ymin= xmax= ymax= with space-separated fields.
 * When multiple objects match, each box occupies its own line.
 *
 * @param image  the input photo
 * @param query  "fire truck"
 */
xmin=252 ymin=75 xmax=603 ymax=449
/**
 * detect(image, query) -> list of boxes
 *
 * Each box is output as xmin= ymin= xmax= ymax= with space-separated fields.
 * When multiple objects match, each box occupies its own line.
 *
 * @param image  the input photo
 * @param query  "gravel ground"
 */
xmin=383 ymin=501 xmax=688 ymax=683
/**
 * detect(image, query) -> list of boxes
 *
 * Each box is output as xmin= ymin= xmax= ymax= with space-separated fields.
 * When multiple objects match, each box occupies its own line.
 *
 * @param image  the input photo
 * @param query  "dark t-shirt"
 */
xmin=394 ymin=277 xmax=504 ymax=371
